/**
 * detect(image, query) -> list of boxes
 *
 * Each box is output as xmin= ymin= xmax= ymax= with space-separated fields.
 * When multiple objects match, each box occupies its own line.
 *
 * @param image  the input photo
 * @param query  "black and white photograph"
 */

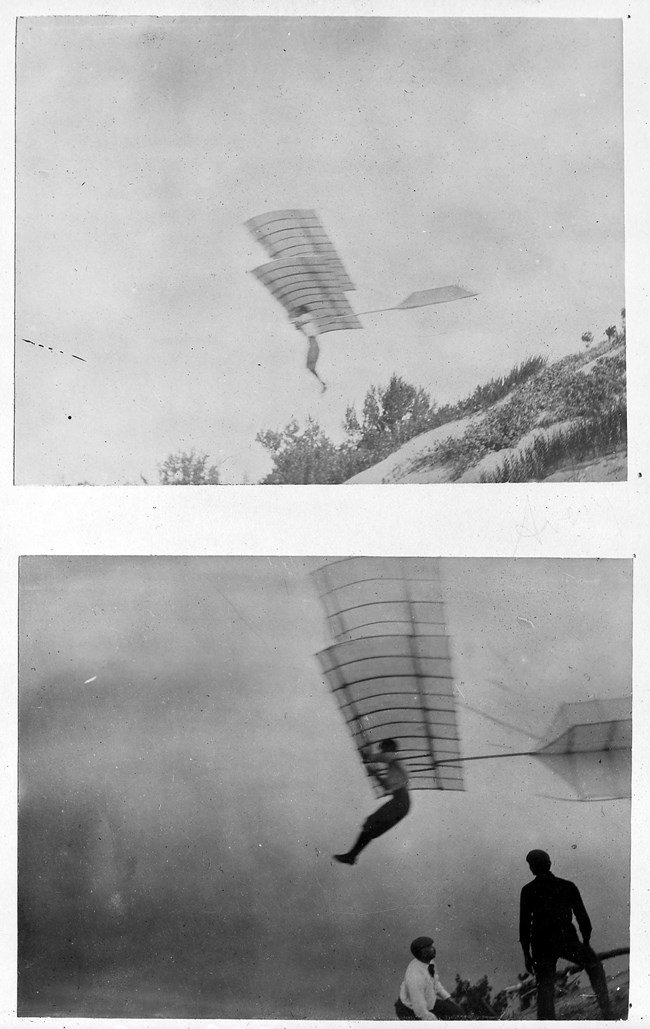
xmin=15 ymin=16 xmax=626 ymax=485
xmin=18 ymin=556 xmax=631 ymax=1019
xmin=5 ymin=3 xmax=649 ymax=1026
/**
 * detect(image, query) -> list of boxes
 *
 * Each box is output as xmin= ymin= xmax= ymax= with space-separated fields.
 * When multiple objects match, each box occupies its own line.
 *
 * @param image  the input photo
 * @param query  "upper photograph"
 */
xmin=15 ymin=17 xmax=625 ymax=485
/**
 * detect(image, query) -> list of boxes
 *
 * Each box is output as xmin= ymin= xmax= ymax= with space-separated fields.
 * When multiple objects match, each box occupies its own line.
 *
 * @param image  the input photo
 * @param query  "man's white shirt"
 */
xmin=399 ymin=958 xmax=452 ymax=1020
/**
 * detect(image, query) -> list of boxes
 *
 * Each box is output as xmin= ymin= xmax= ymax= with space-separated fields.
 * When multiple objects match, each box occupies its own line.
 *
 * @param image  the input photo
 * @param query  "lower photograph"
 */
xmin=18 ymin=556 xmax=631 ymax=1020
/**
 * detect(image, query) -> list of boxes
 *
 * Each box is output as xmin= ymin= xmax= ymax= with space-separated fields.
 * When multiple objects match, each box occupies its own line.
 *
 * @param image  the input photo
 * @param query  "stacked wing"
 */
xmin=246 ymin=209 xmax=362 ymax=334
xmin=313 ymin=557 xmax=464 ymax=793
xmin=534 ymin=697 xmax=631 ymax=801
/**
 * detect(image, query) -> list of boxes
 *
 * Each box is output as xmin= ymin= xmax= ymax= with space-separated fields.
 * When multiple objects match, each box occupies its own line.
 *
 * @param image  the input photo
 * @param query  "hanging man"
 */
xmin=394 ymin=937 xmax=464 ymax=1020
xmin=334 ymin=739 xmax=410 ymax=866
xmin=519 ymin=848 xmax=612 ymax=1019
xmin=292 ymin=306 xmax=327 ymax=392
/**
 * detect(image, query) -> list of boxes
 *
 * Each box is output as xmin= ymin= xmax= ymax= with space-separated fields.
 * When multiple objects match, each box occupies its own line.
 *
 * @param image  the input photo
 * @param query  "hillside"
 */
xmin=345 ymin=334 xmax=626 ymax=484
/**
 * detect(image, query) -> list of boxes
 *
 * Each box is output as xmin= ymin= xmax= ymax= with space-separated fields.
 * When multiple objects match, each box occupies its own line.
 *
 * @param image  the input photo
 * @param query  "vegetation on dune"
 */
xmin=256 ymin=418 xmax=350 ymax=485
xmin=254 ymin=354 xmax=559 ymax=484
xmin=431 ymin=354 xmax=548 ymax=423
xmin=410 ymin=327 xmax=626 ymax=481
xmin=154 ymin=314 xmax=626 ymax=484
xmin=255 ymin=374 xmax=439 ymax=483
xmin=481 ymin=400 xmax=627 ymax=483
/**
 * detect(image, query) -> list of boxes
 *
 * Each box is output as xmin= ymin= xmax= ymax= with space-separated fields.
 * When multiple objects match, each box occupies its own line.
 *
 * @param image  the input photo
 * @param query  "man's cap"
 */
xmin=410 ymin=936 xmax=434 ymax=958
xmin=526 ymin=849 xmax=551 ymax=864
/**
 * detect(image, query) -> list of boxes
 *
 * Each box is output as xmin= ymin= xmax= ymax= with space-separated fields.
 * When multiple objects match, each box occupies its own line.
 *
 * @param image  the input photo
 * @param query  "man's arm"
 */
xmin=431 ymin=970 xmax=451 ymax=1001
xmin=362 ymin=750 xmax=386 ymax=787
xmin=570 ymin=883 xmax=593 ymax=944
xmin=519 ymin=887 xmax=535 ymax=974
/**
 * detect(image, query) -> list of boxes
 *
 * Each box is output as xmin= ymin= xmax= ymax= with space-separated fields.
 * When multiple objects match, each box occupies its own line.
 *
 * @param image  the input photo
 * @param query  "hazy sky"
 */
xmin=19 ymin=556 xmax=631 ymax=1018
xmin=15 ymin=16 xmax=624 ymax=484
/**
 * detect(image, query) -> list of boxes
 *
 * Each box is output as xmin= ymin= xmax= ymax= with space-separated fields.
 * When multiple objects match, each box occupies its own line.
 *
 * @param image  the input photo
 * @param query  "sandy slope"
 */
xmin=344 ymin=340 xmax=626 ymax=484
xmin=344 ymin=412 xmax=479 ymax=484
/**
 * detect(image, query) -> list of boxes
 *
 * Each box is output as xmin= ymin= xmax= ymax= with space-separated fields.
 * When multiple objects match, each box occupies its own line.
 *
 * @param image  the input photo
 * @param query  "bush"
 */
xmin=480 ymin=401 xmax=627 ymax=482
xmin=256 ymin=418 xmax=346 ymax=484
xmin=411 ymin=339 xmax=626 ymax=480
xmin=158 ymin=450 xmax=220 ymax=485
xmin=237 ymin=318 xmax=627 ymax=484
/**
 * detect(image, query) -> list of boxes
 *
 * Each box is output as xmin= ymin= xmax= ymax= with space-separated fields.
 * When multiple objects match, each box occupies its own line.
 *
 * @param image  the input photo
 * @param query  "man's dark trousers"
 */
xmin=533 ymin=938 xmax=611 ymax=1019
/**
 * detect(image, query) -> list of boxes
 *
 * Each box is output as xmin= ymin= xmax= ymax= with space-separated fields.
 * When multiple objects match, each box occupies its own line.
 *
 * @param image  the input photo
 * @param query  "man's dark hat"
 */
xmin=526 ymin=849 xmax=551 ymax=864
xmin=410 ymin=936 xmax=434 ymax=958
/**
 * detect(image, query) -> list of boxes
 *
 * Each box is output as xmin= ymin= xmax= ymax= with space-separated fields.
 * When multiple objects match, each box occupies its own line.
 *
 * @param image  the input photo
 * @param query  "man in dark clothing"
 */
xmin=333 ymin=739 xmax=410 ymax=865
xmin=519 ymin=848 xmax=612 ymax=1019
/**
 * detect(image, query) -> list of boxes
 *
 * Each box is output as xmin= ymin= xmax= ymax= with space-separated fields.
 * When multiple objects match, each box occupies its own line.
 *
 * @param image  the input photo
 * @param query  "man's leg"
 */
xmin=334 ymin=827 xmax=375 ymax=864
xmin=432 ymin=997 xmax=464 ymax=1020
xmin=335 ymin=796 xmax=407 ymax=864
xmin=394 ymin=998 xmax=419 ymax=1020
xmin=560 ymin=941 xmax=612 ymax=1018
xmin=532 ymin=952 xmax=557 ymax=1020
xmin=306 ymin=337 xmax=327 ymax=391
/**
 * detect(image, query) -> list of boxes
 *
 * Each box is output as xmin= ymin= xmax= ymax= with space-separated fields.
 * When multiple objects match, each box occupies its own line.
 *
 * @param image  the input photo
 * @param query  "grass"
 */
xmin=480 ymin=401 xmax=627 ymax=482
xmin=406 ymin=331 xmax=626 ymax=481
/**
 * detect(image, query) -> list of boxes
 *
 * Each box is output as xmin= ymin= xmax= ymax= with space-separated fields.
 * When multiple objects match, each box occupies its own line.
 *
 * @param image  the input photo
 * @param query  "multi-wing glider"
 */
xmin=313 ymin=557 xmax=464 ymax=794
xmin=245 ymin=209 xmax=478 ymax=338
xmin=313 ymin=558 xmax=631 ymax=803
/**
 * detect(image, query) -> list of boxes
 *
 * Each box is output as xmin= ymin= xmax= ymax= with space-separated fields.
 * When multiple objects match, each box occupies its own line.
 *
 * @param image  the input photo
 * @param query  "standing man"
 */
xmin=519 ymin=848 xmax=612 ymax=1019
xmin=292 ymin=306 xmax=327 ymax=392
xmin=395 ymin=937 xmax=464 ymax=1020
xmin=334 ymin=739 xmax=410 ymax=866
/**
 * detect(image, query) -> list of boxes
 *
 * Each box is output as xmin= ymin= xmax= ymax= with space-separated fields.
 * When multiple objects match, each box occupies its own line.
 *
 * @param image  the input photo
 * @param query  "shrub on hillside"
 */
xmin=480 ymin=401 xmax=627 ymax=482
xmin=256 ymin=418 xmax=347 ymax=484
xmin=553 ymin=352 xmax=626 ymax=419
xmin=416 ymin=338 xmax=626 ymax=480
xmin=252 ymin=321 xmax=626 ymax=484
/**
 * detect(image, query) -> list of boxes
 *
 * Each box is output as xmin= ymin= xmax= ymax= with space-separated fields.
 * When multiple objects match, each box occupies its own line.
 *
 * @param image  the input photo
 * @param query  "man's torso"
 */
xmin=522 ymin=874 xmax=581 ymax=947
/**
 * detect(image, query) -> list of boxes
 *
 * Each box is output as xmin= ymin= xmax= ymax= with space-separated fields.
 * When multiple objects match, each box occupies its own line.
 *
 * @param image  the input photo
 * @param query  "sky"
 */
xmin=14 ymin=16 xmax=624 ymax=484
xmin=18 ymin=556 xmax=632 ymax=1018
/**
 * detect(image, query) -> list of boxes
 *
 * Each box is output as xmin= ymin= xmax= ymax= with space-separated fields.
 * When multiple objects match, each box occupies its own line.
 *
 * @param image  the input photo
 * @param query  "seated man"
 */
xmin=395 ymin=937 xmax=464 ymax=1020
xmin=519 ymin=848 xmax=612 ymax=1019
xmin=334 ymin=739 xmax=410 ymax=866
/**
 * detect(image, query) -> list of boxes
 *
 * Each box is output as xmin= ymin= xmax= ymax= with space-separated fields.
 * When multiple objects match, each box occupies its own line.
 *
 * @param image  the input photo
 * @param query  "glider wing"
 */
xmin=250 ymin=256 xmax=361 ymax=334
xmin=313 ymin=558 xmax=464 ymax=793
xmin=246 ymin=209 xmax=362 ymax=334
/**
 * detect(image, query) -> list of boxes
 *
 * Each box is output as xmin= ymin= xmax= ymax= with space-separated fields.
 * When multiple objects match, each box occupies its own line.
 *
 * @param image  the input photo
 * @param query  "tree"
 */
xmin=256 ymin=417 xmax=343 ymax=484
xmin=451 ymin=972 xmax=508 ymax=1019
xmin=344 ymin=374 xmax=435 ymax=463
xmin=254 ymin=375 xmax=437 ymax=484
xmin=158 ymin=450 xmax=220 ymax=485
xmin=581 ymin=331 xmax=593 ymax=345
